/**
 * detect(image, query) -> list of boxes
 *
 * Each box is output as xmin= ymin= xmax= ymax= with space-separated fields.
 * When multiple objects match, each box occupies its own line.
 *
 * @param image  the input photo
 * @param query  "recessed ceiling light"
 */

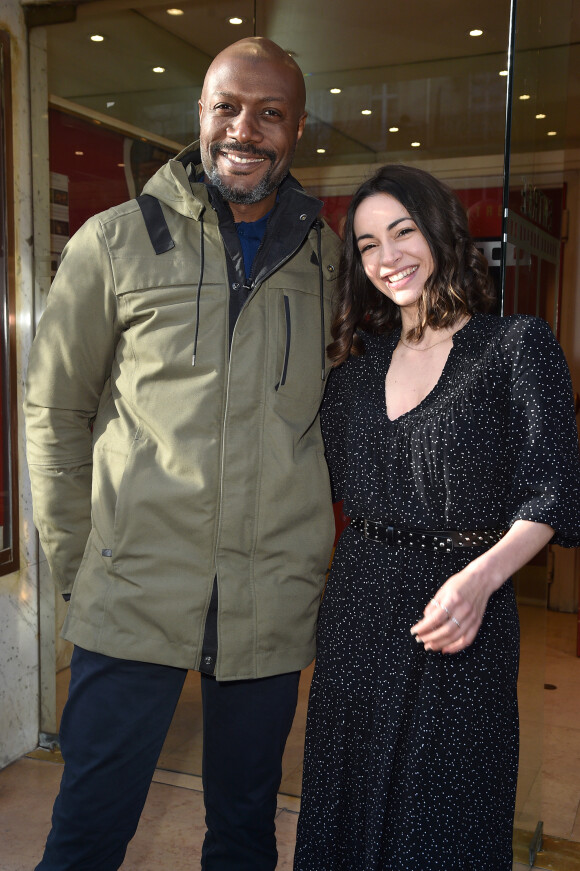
xmin=519 ymin=94 xmax=531 ymax=100
xmin=389 ymin=126 xmax=399 ymax=133
xmin=329 ymin=88 xmax=341 ymax=94
xmin=411 ymin=141 xmax=421 ymax=147
xmin=106 ymin=101 xmax=115 ymax=108
xmin=361 ymin=109 xmax=372 ymax=115
xmin=316 ymin=148 xmax=326 ymax=154
xmin=229 ymin=17 xmax=243 ymax=25
xmin=547 ymin=131 xmax=557 ymax=136
xmin=166 ymin=8 xmax=184 ymax=15
xmin=75 ymin=151 xmax=84 ymax=156
xmin=153 ymin=66 xmax=165 ymax=74
xmin=469 ymin=29 xmax=483 ymax=37
xmin=499 ymin=70 xmax=508 ymax=76
xmin=117 ymin=163 xmax=125 ymax=167
xmin=535 ymin=113 xmax=546 ymax=119
xmin=90 ymin=34 xmax=105 ymax=42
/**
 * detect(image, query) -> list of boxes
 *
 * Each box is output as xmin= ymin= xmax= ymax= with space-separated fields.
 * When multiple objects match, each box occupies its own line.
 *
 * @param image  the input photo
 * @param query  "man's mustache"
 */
xmin=210 ymin=141 xmax=276 ymax=163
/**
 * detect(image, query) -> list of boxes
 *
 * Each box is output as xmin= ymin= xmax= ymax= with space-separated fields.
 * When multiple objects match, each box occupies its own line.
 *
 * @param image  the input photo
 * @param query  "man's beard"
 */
xmin=201 ymin=141 xmax=292 ymax=205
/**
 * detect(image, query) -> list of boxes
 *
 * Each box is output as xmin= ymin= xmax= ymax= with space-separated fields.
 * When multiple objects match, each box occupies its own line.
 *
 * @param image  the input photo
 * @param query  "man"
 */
xmin=25 ymin=37 xmax=339 ymax=871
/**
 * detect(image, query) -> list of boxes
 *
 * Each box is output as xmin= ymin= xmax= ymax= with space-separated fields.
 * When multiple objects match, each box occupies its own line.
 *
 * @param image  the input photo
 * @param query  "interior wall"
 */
xmin=0 ymin=0 xmax=40 ymax=768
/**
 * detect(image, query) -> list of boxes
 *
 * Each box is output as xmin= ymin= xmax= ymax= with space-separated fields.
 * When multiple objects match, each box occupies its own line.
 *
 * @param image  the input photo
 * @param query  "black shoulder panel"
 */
xmin=136 ymin=194 xmax=175 ymax=255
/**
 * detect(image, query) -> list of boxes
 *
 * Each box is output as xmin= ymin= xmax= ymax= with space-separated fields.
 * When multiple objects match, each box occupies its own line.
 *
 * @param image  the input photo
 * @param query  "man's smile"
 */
xmin=220 ymin=151 xmax=266 ymax=164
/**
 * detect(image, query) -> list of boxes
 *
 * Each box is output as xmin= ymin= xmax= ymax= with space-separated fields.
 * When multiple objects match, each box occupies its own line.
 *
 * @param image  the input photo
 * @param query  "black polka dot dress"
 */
xmin=294 ymin=314 xmax=580 ymax=871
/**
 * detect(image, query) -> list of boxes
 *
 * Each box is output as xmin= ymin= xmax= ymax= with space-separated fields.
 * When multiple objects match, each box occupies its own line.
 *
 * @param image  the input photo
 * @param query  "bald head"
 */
xmin=202 ymin=37 xmax=306 ymax=114
xmin=198 ymin=37 xmax=308 ymax=220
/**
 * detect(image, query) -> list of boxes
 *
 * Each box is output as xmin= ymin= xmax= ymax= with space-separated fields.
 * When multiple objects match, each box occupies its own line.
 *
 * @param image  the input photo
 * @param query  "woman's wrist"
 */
xmin=464 ymin=550 xmax=508 ymax=597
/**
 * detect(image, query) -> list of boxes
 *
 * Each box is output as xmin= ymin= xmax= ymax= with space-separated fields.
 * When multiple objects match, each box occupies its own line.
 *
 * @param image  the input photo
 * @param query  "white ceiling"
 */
xmin=43 ymin=0 xmax=580 ymax=165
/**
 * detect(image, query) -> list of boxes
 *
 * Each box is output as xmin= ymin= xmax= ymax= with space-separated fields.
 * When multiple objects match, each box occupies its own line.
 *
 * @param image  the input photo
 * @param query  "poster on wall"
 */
xmin=49 ymin=171 xmax=69 ymax=279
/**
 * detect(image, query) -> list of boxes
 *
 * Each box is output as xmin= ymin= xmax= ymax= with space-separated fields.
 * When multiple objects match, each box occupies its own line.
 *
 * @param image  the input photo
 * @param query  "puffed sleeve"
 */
xmin=320 ymin=362 xmax=350 ymax=504
xmin=506 ymin=317 xmax=580 ymax=546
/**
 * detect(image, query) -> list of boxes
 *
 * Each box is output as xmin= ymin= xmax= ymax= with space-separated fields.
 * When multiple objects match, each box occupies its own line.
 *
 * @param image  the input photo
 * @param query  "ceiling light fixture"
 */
xmin=499 ymin=70 xmax=508 ymax=76
xmin=106 ymin=101 xmax=115 ymax=108
xmin=469 ymin=29 xmax=483 ymax=37
xmin=547 ymin=131 xmax=557 ymax=136
xmin=117 ymin=162 xmax=125 ymax=167
xmin=519 ymin=94 xmax=531 ymax=100
xmin=361 ymin=109 xmax=372 ymax=115
xmin=317 ymin=148 xmax=326 ymax=154
xmin=166 ymin=8 xmax=184 ymax=15
xmin=411 ymin=141 xmax=421 ymax=147
xmin=153 ymin=66 xmax=165 ymax=73
xmin=229 ymin=17 xmax=243 ymax=25
xmin=389 ymin=126 xmax=399 ymax=133
xmin=75 ymin=151 xmax=84 ymax=156
xmin=90 ymin=34 xmax=105 ymax=42
xmin=329 ymin=88 xmax=341 ymax=94
xmin=535 ymin=113 xmax=546 ymax=119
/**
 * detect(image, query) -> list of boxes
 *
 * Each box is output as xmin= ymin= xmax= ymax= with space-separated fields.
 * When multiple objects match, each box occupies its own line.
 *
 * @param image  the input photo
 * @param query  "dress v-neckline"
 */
xmin=383 ymin=318 xmax=473 ymax=422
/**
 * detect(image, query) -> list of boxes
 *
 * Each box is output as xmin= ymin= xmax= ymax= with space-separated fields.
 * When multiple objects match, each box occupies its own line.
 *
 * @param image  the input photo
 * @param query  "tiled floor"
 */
xmin=1 ymin=609 xmax=579 ymax=870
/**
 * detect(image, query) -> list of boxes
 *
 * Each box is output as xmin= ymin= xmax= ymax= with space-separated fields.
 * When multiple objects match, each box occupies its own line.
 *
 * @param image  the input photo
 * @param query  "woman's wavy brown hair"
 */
xmin=327 ymin=164 xmax=496 ymax=365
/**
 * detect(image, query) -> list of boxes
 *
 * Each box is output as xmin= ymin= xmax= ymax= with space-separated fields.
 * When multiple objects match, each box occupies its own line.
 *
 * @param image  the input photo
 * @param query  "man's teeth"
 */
xmin=387 ymin=265 xmax=418 ymax=284
xmin=225 ymin=152 xmax=264 ymax=164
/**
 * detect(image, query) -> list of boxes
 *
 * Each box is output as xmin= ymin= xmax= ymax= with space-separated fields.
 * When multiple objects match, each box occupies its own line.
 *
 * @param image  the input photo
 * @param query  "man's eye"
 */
xmin=214 ymin=103 xmax=234 ymax=112
xmin=263 ymin=109 xmax=282 ymax=117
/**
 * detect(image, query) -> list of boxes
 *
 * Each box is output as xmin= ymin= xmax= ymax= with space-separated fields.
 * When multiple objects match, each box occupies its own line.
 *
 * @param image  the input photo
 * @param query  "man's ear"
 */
xmin=296 ymin=112 xmax=307 ymax=142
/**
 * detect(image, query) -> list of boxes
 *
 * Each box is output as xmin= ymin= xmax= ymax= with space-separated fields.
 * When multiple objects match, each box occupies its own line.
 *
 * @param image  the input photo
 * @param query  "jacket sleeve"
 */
xmin=24 ymin=216 xmax=120 ymax=595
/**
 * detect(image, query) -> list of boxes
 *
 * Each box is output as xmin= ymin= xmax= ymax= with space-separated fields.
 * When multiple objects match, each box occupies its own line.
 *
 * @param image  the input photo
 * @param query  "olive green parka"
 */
xmin=24 ymin=144 xmax=340 ymax=680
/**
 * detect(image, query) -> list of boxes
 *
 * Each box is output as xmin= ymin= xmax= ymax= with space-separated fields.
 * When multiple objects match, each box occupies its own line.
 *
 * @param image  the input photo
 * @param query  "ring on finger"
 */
xmin=432 ymin=598 xmax=451 ymax=620
xmin=450 ymin=616 xmax=461 ymax=629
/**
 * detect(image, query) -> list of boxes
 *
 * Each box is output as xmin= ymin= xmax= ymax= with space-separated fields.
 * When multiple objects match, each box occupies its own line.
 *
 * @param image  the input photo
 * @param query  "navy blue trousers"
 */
xmin=35 ymin=646 xmax=300 ymax=871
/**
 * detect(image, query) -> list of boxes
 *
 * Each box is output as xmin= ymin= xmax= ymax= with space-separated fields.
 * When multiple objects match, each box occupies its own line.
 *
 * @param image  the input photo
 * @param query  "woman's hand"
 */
xmin=410 ymin=563 xmax=495 ymax=653
xmin=410 ymin=520 xmax=555 ymax=654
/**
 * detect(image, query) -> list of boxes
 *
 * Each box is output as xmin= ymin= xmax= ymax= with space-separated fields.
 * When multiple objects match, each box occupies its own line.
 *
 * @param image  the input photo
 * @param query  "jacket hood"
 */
xmin=140 ymin=142 xmax=206 ymax=220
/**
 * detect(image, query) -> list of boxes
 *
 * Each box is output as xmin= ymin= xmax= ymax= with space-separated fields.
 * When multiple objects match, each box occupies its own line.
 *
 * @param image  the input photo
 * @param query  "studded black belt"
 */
xmin=349 ymin=518 xmax=506 ymax=554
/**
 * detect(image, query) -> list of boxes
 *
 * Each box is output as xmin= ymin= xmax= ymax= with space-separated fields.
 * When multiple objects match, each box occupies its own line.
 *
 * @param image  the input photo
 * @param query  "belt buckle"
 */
xmin=363 ymin=518 xmax=380 ymax=542
xmin=363 ymin=518 xmax=374 ymax=541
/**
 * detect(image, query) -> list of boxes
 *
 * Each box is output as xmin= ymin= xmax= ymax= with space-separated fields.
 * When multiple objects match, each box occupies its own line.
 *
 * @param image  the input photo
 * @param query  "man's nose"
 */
xmin=227 ymin=110 xmax=263 ymax=143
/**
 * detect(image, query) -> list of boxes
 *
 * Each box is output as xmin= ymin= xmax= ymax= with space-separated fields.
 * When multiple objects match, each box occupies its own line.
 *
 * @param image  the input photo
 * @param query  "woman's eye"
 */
xmin=359 ymin=243 xmax=376 ymax=254
xmin=397 ymin=226 xmax=414 ymax=237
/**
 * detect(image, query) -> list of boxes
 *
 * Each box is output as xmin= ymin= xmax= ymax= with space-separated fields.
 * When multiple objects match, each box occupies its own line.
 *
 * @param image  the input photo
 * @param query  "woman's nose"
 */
xmin=381 ymin=240 xmax=402 ymax=266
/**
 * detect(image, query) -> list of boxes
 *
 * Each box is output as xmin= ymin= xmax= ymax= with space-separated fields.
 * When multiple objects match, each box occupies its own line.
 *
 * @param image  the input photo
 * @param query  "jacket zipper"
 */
xmin=213 ymin=221 xmax=322 ymax=671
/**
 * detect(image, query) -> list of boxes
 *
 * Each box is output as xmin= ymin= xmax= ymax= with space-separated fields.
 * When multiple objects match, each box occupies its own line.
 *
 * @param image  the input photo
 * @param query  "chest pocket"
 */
xmin=269 ymin=283 xmax=333 ymax=422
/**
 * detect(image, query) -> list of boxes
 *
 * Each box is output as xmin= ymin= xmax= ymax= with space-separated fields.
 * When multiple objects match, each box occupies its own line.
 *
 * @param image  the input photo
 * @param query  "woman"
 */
xmin=294 ymin=165 xmax=580 ymax=870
